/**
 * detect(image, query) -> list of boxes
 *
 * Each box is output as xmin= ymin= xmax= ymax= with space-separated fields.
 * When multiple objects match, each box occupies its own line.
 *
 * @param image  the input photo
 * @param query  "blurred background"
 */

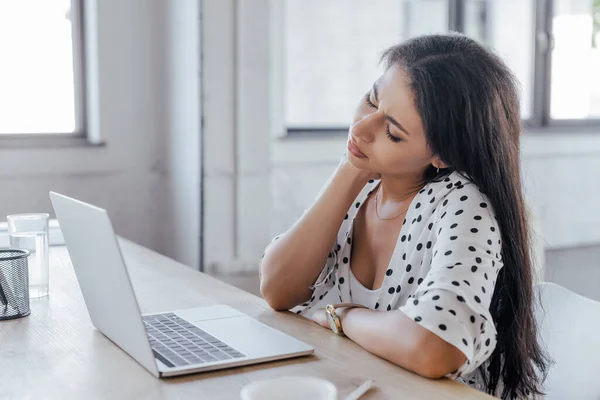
xmin=0 ymin=0 xmax=599 ymax=300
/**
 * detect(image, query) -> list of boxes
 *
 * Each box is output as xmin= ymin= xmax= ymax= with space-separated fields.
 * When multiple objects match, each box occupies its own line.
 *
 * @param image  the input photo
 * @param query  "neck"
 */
xmin=378 ymin=173 xmax=426 ymax=204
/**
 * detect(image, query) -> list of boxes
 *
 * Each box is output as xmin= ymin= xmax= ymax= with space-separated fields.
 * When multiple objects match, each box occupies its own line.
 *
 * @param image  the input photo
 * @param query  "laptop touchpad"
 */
xmin=174 ymin=305 xmax=245 ymax=322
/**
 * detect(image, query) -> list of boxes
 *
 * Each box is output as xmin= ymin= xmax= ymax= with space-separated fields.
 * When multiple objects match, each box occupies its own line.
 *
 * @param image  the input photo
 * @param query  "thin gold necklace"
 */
xmin=374 ymin=184 xmax=410 ymax=221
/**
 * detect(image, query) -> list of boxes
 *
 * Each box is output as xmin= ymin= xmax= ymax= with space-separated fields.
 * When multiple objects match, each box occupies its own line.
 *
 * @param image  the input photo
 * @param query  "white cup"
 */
xmin=240 ymin=376 xmax=338 ymax=400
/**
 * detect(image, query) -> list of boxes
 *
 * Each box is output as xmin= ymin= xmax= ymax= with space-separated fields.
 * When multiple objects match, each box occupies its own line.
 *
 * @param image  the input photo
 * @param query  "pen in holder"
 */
xmin=0 ymin=249 xmax=31 ymax=320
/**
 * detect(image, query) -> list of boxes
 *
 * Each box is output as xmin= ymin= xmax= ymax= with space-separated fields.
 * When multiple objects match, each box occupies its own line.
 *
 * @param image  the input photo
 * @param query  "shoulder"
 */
xmin=437 ymin=174 xmax=496 ymax=219
xmin=427 ymin=173 xmax=502 ymax=254
xmin=425 ymin=172 xmax=496 ymax=216
xmin=410 ymin=172 xmax=499 ymax=237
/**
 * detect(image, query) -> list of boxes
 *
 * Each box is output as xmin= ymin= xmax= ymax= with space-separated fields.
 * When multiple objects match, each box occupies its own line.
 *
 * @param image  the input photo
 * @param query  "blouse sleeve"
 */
xmin=398 ymin=184 xmax=503 ymax=377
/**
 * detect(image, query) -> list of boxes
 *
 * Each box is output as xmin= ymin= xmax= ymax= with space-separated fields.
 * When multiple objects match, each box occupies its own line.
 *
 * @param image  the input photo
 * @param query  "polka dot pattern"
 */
xmin=269 ymin=171 xmax=503 ymax=387
xmin=397 ymin=177 xmax=502 ymax=381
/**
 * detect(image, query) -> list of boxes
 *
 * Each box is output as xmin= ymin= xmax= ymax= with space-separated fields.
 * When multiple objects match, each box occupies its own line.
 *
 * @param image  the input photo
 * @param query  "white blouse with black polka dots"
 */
xmin=268 ymin=171 xmax=503 ymax=385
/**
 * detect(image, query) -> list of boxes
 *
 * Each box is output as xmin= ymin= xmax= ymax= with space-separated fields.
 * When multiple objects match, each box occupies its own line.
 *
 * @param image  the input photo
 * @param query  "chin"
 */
xmin=348 ymin=154 xmax=373 ymax=171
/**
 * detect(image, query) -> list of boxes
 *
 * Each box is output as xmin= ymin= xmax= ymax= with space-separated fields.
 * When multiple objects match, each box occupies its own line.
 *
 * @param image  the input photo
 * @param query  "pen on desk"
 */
xmin=343 ymin=380 xmax=375 ymax=400
xmin=0 ymin=278 xmax=7 ymax=306
xmin=0 ymin=268 xmax=18 ymax=313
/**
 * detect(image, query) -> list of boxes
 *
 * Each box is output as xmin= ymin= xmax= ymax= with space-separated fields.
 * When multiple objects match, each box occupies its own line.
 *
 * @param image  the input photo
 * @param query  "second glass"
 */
xmin=7 ymin=213 xmax=49 ymax=299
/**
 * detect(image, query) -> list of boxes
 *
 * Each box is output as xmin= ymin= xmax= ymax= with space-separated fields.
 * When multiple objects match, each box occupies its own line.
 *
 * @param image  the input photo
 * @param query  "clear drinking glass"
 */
xmin=7 ymin=213 xmax=50 ymax=299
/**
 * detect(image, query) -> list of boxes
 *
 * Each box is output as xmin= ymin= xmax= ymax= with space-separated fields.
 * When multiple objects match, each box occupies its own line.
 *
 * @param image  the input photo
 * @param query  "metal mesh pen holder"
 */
xmin=0 ymin=249 xmax=31 ymax=320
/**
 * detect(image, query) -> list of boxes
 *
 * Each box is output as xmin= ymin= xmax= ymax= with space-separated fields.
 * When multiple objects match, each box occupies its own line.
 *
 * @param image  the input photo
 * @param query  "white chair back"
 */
xmin=534 ymin=282 xmax=600 ymax=399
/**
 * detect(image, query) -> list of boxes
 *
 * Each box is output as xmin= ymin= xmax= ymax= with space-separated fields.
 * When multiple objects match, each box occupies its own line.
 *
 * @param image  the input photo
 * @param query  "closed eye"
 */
xmin=386 ymin=125 xmax=401 ymax=142
xmin=365 ymin=93 xmax=376 ymax=108
xmin=365 ymin=93 xmax=402 ymax=143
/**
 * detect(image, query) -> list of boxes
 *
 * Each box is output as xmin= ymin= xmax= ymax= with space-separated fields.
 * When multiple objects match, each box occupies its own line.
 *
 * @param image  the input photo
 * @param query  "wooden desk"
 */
xmin=0 ymin=240 xmax=493 ymax=399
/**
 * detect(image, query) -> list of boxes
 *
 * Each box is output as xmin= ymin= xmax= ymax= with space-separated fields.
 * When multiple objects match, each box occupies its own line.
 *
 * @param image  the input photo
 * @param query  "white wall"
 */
xmin=203 ymin=0 xmax=272 ymax=273
xmin=520 ymin=133 xmax=600 ymax=248
xmin=159 ymin=0 xmax=202 ymax=268
xmin=202 ymin=0 xmax=236 ymax=270
xmin=0 ymin=0 xmax=202 ymax=268
xmin=235 ymin=0 xmax=273 ymax=264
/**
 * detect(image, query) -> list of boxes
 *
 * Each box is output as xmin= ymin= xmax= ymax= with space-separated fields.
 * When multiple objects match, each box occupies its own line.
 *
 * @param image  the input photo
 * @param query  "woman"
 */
xmin=259 ymin=34 xmax=550 ymax=399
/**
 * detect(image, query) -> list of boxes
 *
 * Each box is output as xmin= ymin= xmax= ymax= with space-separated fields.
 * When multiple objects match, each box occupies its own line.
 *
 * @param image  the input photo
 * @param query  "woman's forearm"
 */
xmin=260 ymin=162 xmax=371 ymax=310
xmin=340 ymin=308 xmax=466 ymax=378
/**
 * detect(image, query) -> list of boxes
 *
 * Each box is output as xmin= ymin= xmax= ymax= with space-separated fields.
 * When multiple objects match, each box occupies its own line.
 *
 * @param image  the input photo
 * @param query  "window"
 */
xmin=284 ymin=0 xmax=448 ymax=131
xmin=0 ymin=0 xmax=84 ymax=135
xmin=464 ymin=0 xmax=535 ymax=119
xmin=280 ymin=0 xmax=600 ymax=134
xmin=550 ymin=0 xmax=600 ymax=119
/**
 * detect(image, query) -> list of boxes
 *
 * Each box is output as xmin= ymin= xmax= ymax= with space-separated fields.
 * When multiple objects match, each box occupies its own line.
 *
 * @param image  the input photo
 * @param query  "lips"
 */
xmin=347 ymin=138 xmax=367 ymax=158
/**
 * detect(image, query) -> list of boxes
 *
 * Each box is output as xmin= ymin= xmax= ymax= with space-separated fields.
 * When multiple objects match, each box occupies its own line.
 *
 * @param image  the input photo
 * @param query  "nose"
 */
xmin=350 ymin=110 xmax=383 ymax=143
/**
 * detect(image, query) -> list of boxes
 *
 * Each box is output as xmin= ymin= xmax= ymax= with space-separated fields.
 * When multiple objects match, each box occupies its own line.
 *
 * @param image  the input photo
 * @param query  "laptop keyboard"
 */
xmin=143 ymin=312 xmax=246 ymax=368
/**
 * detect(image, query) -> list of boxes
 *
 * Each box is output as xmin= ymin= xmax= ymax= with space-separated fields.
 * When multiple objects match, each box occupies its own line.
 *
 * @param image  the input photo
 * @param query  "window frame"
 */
xmin=279 ymin=0 xmax=600 ymax=137
xmin=535 ymin=0 xmax=600 ymax=127
xmin=0 ymin=0 xmax=91 ymax=146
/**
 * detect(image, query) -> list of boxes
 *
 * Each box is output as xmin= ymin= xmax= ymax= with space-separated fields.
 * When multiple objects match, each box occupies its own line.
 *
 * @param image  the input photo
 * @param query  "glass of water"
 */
xmin=7 ymin=213 xmax=50 ymax=299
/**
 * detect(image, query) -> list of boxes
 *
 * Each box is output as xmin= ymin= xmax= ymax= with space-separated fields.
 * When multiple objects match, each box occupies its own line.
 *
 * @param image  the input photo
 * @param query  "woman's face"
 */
xmin=347 ymin=65 xmax=440 ymax=178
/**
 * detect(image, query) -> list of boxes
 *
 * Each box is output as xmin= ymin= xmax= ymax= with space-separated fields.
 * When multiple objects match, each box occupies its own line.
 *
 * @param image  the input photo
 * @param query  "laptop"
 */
xmin=49 ymin=192 xmax=314 ymax=378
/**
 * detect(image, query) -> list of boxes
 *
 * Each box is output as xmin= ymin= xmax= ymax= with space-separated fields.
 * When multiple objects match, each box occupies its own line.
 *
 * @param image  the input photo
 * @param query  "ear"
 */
xmin=431 ymin=157 xmax=449 ymax=170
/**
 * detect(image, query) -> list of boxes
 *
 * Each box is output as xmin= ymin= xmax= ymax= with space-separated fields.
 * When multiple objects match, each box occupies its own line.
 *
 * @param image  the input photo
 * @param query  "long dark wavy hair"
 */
xmin=381 ymin=34 xmax=551 ymax=399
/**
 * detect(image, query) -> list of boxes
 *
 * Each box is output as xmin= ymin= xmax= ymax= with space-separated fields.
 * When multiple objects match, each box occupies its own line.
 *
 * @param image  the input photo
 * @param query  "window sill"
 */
xmin=272 ymin=128 xmax=600 ymax=165
xmin=0 ymin=135 xmax=105 ymax=149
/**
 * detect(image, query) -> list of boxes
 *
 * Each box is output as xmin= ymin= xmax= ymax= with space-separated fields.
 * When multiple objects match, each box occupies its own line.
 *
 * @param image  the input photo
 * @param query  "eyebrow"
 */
xmin=372 ymin=82 xmax=411 ymax=136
